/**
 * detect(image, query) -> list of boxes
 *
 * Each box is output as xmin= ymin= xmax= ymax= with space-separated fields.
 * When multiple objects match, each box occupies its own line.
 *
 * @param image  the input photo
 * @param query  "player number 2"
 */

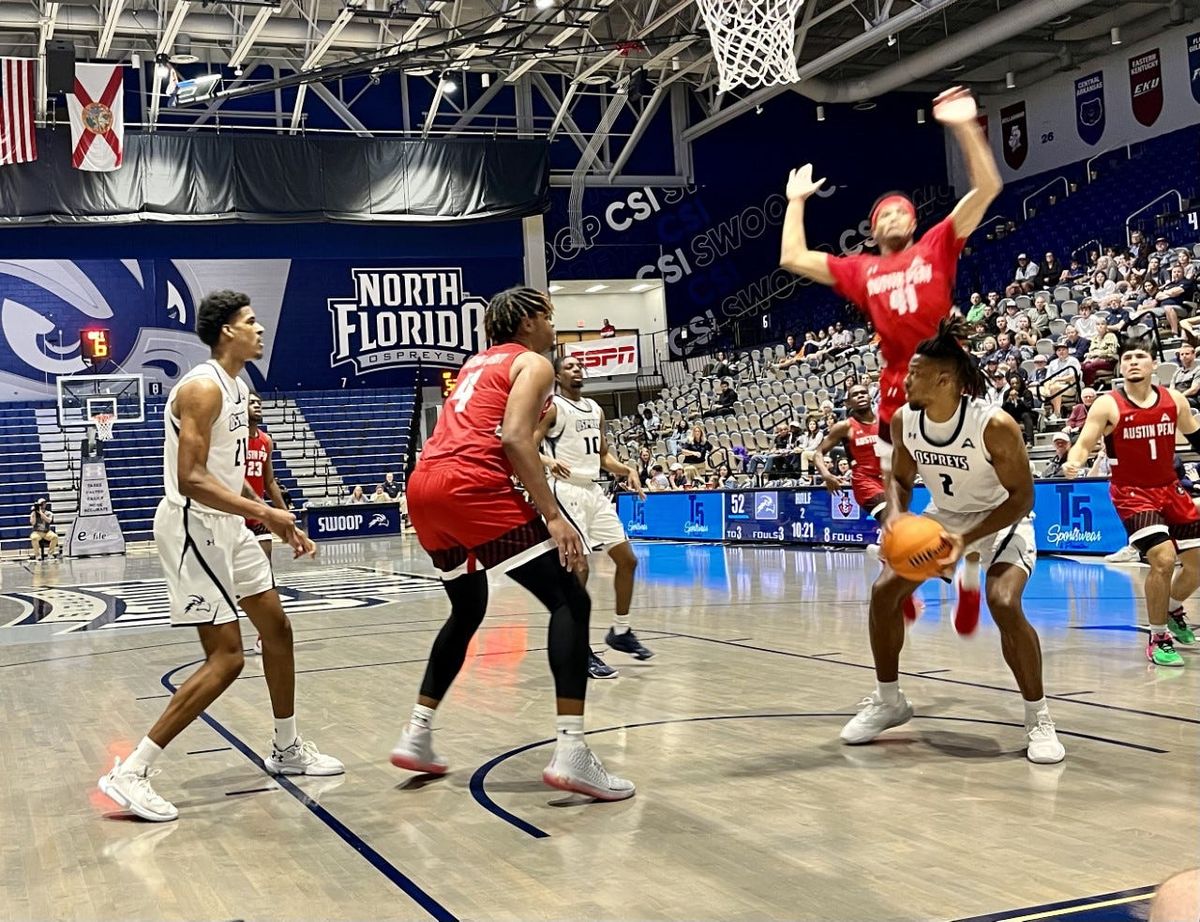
xmin=939 ymin=473 xmax=955 ymax=497
xmin=234 ymin=439 xmax=244 ymax=468
xmin=451 ymin=370 xmax=484 ymax=411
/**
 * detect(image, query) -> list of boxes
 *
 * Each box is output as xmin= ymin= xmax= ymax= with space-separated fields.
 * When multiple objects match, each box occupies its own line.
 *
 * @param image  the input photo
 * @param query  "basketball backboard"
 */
xmin=56 ymin=374 xmax=145 ymax=429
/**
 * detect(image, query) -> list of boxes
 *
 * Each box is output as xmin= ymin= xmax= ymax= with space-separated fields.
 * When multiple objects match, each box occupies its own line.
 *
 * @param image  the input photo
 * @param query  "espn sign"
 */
xmin=565 ymin=334 xmax=640 ymax=375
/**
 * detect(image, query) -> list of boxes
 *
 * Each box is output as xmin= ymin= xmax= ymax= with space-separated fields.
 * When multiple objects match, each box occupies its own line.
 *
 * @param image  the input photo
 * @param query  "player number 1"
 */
xmin=1148 ymin=440 xmax=1157 ymax=461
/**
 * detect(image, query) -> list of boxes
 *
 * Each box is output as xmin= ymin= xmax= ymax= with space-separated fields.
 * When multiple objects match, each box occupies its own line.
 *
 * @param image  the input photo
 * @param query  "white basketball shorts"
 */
xmin=154 ymin=498 xmax=275 ymax=627
xmin=924 ymin=509 xmax=1037 ymax=576
xmin=550 ymin=480 xmax=627 ymax=553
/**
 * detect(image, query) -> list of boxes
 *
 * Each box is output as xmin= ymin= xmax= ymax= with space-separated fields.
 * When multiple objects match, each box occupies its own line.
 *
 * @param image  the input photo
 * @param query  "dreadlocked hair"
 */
xmin=485 ymin=287 xmax=552 ymax=345
xmin=913 ymin=317 xmax=989 ymax=398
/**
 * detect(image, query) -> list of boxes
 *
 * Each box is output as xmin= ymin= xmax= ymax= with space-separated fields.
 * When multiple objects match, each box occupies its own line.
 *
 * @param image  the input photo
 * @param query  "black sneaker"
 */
xmin=606 ymin=627 xmax=655 ymax=661
xmin=588 ymin=651 xmax=618 ymax=679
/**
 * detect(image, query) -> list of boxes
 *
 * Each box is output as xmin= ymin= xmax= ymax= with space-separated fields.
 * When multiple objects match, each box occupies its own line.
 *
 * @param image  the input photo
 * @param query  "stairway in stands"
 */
xmin=260 ymin=397 xmax=342 ymax=503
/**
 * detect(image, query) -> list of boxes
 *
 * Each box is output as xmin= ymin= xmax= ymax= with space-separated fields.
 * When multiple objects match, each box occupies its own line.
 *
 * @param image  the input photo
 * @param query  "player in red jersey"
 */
xmin=390 ymin=287 xmax=634 ymax=801
xmin=1065 ymin=336 xmax=1200 ymax=667
xmin=813 ymin=383 xmax=886 ymax=520
xmin=245 ymin=392 xmax=291 ymax=655
xmin=780 ymin=85 xmax=1001 ymax=625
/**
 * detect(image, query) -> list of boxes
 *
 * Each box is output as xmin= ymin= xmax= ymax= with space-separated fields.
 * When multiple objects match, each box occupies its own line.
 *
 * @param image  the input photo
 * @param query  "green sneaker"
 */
xmin=1167 ymin=609 xmax=1196 ymax=646
xmin=1147 ymin=633 xmax=1184 ymax=668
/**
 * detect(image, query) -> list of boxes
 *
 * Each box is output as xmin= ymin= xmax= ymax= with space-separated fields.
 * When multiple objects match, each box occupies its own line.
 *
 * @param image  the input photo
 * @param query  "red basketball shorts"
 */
xmin=407 ymin=464 xmax=554 ymax=578
xmin=1110 ymin=482 xmax=1200 ymax=550
xmin=852 ymin=475 xmax=886 ymax=519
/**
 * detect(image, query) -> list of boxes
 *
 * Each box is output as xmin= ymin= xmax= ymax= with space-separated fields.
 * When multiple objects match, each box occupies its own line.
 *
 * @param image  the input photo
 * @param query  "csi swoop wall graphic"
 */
xmin=0 ymin=256 xmax=519 ymax=402
xmin=970 ymin=22 xmax=1200 ymax=183
xmin=543 ymin=93 xmax=953 ymax=358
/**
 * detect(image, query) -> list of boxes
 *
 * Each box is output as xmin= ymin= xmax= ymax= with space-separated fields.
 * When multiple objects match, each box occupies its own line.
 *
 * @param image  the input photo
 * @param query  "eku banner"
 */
xmin=1129 ymin=48 xmax=1164 ymax=127
xmin=1074 ymin=71 xmax=1106 ymax=146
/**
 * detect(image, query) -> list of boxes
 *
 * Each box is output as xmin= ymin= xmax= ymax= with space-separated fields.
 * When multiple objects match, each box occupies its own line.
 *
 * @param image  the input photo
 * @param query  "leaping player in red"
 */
xmin=812 ymin=382 xmax=886 ymax=521
xmin=780 ymin=85 xmax=1002 ymax=631
xmin=245 ymin=391 xmax=290 ymax=655
xmin=1065 ymin=336 xmax=1200 ymax=667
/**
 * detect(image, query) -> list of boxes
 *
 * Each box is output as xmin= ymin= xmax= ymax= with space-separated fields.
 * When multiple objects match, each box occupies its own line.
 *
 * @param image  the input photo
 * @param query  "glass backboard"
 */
xmin=57 ymin=374 xmax=146 ymax=429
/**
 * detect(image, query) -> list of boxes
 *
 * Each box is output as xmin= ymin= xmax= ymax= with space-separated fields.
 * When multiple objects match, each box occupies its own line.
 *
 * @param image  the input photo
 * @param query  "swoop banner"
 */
xmin=563 ymin=334 xmax=640 ymax=375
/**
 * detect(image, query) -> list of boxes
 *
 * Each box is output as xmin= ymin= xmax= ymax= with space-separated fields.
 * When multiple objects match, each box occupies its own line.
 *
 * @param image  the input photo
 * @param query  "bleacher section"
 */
xmin=292 ymin=387 xmax=417 ymax=499
xmin=0 ymin=403 xmax=52 ymax=550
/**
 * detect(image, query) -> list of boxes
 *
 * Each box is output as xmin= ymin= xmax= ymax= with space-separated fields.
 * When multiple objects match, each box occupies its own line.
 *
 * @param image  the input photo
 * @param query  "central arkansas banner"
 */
xmin=0 ymin=251 xmax=520 ymax=401
xmin=1074 ymin=72 xmax=1106 ymax=145
xmin=1129 ymin=48 xmax=1164 ymax=127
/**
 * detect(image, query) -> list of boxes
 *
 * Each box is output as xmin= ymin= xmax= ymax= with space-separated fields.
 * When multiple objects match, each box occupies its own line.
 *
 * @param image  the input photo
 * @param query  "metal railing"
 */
xmin=1126 ymin=190 xmax=1184 ymax=243
xmin=1022 ymin=177 xmax=1070 ymax=221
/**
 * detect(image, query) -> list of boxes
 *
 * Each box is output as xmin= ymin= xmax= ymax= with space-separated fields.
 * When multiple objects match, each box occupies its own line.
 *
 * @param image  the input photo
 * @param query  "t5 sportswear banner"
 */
xmin=0 ymin=254 xmax=521 ymax=401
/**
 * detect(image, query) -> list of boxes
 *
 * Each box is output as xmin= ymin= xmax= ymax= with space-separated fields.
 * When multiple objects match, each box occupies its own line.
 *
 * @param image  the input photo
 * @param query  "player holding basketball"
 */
xmin=1064 ymin=337 xmax=1199 ymax=667
xmin=98 ymin=290 xmax=342 ymax=823
xmin=245 ymin=391 xmax=289 ymax=655
xmin=780 ymin=85 xmax=1002 ymax=626
xmin=535 ymin=354 xmax=652 ymax=679
xmin=812 ymin=383 xmax=886 ymax=521
xmin=391 ymin=287 xmax=634 ymax=801
xmin=840 ymin=320 xmax=1064 ymax=764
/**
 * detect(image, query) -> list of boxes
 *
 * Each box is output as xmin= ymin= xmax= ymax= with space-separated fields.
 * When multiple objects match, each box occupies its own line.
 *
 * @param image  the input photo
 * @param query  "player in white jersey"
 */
xmin=98 ymin=290 xmax=343 ymax=823
xmin=535 ymin=355 xmax=652 ymax=677
xmin=841 ymin=319 xmax=1064 ymax=764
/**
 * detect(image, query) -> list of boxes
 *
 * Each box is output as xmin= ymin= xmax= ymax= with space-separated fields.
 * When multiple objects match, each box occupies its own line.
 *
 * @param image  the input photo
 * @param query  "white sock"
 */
xmin=612 ymin=612 xmax=631 ymax=635
xmin=877 ymin=680 xmax=900 ymax=705
xmin=273 ymin=715 xmax=298 ymax=748
xmin=1150 ymin=623 xmax=1168 ymax=638
xmin=124 ymin=737 xmax=162 ymax=774
xmin=960 ymin=556 xmax=980 ymax=590
xmin=556 ymin=714 xmax=585 ymax=747
xmin=1023 ymin=697 xmax=1048 ymax=724
xmin=409 ymin=704 xmax=436 ymax=732
xmin=1168 ymin=598 xmax=1186 ymax=614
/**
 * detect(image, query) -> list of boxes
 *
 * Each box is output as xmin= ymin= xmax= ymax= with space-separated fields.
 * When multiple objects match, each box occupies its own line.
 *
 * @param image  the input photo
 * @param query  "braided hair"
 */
xmin=913 ymin=317 xmax=988 ymax=398
xmin=485 ymin=286 xmax=552 ymax=346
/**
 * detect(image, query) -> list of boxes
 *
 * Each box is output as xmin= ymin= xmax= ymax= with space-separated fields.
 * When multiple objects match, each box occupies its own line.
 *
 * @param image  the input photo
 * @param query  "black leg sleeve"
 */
xmin=509 ymin=550 xmax=591 ymax=702
xmin=418 ymin=570 xmax=489 ymax=701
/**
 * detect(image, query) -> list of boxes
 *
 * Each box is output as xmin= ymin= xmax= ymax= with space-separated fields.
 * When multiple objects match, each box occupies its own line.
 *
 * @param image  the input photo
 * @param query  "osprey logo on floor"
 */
xmin=328 ymin=268 xmax=487 ymax=374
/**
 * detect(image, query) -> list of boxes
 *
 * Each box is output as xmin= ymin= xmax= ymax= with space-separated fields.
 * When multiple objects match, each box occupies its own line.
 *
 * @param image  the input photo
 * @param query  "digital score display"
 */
xmin=440 ymin=370 xmax=459 ymax=398
xmin=81 ymin=328 xmax=111 ymax=364
xmin=723 ymin=489 xmax=881 ymax=547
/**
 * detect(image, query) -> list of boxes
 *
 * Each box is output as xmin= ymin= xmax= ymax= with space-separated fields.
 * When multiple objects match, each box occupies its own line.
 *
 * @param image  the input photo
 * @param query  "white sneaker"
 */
xmin=1025 ymin=712 xmax=1066 ymax=764
xmin=98 ymin=757 xmax=179 ymax=822
xmin=542 ymin=743 xmax=635 ymax=801
xmin=1105 ymin=545 xmax=1141 ymax=564
xmin=252 ymin=636 xmax=263 ymax=656
xmin=389 ymin=727 xmax=448 ymax=775
xmin=264 ymin=736 xmax=345 ymax=776
xmin=840 ymin=691 xmax=914 ymax=744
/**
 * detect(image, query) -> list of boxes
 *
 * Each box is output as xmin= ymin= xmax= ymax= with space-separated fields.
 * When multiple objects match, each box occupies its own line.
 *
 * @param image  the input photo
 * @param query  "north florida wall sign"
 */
xmin=328 ymin=267 xmax=487 ymax=374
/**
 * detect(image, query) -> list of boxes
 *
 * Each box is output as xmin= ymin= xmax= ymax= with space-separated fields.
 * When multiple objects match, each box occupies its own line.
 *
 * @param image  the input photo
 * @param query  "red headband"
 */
xmin=870 ymin=195 xmax=916 ymax=228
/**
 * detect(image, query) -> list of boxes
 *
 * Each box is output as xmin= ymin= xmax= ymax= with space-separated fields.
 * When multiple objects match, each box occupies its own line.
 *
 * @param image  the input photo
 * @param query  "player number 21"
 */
xmin=451 ymin=370 xmax=484 ymax=411
xmin=888 ymin=285 xmax=918 ymax=316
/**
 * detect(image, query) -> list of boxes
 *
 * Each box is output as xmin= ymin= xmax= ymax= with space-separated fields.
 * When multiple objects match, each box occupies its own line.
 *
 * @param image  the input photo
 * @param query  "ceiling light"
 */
xmin=945 ymin=62 xmax=965 ymax=73
xmin=535 ymin=0 xmax=555 ymax=8
xmin=440 ymin=73 xmax=457 ymax=92
xmin=629 ymin=283 xmax=652 ymax=292
xmin=852 ymin=100 xmax=876 ymax=111
xmin=1110 ymin=26 xmax=1121 ymax=45
xmin=1005 ymin=70 xmax=1015 ymax=89
xmin=548 ymin=284 xmax=563 ymax=292
xmin=584 ymin=284 xmax=608 ymax=293
xmin=480 ymin=71 xmax=490 ymax=87
xmin=916 ymin=108 xmax=925 ymax=124
xmin=816 ymin=104 xmax=825 ymax=122
xmin=886 ymin=34 xmax=896 ymax=46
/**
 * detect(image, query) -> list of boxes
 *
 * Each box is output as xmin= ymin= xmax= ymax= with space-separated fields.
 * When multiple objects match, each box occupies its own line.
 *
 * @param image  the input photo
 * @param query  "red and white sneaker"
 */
xmin=390 ymin=726 xmax=448 ymax=775
xmin=954 ymin=582 xmax=981 ymax=635
xmin=543 ymin=743 xmax=635 ymax=801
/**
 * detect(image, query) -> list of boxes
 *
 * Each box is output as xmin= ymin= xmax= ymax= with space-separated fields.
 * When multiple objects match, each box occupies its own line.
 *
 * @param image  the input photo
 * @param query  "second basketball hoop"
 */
xmin=697 ymin=0 xmax=806 ymax=94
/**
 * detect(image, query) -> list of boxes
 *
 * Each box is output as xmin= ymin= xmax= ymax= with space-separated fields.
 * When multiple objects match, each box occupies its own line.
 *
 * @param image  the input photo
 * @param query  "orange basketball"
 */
xmin=881 ymin=514 xmax=952 ymax=581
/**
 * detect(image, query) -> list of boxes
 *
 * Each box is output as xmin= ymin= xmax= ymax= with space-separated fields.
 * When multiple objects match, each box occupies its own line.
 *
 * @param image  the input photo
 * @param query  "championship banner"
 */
xmin=1074 ymin=71 xmax=1106 ymax=146
xmin=1129 ymin=48 xmax=1164 ymax=128
xmin=1188 ymin=33 xmax=1200 ymax=105
xmin=564 ymin=334 xmax=640 ymax=375
xmin=67 ymin=458 xmax=126 ymax=556
xmin=67 ymin=63 xmax=124 ymax=171
xmin=1000 ymin=101 xmax=1028 ymax=169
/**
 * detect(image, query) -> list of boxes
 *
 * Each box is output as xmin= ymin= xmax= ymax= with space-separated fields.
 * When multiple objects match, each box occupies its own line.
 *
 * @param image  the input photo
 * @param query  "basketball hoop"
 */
xmin=91 ymin=413 xmax=115 ymax=442
xmin=697 ymin=0 xmax=806 ymax=94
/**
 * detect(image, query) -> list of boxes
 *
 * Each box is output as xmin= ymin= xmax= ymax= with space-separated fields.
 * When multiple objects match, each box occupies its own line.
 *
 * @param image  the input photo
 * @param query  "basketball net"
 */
xmin=697 ymin=0 xmax=806 ymax=94
xmin=91 ymin=413 xmax=115 ymax=442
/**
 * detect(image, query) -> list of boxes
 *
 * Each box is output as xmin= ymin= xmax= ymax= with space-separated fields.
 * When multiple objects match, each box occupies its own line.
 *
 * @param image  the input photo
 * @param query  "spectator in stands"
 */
xmin=640 ymin=407 xmax=661 ymax=443
xmin=668 ymin=464 xmax=690 ymax=490
xmin=1157 ymin=265 xmax=1196 ymax=332
xmin=820 ymin=406 xmax=839 ymax=432
xmin=1132 ymin=280 xmax=1174 ymax=333
xmin=987 ymin=370 xmax=1009 ymax=406
xmin=991 ymin=312 xmax=1011 ymax=339
xmin=679 ymin=425 xmax=712 ymax=481
xmin=712 ymin=464 xmax=737 ymax=489
xmin=1172 ymin=344 xmax=1200 ymax=407
xmin=381 ymin=472 xmax=401 ymax=499
xmin=794 ymin=417 xmax=824 ymax=482
xmin=348 ymin=485 xmax=367 ymax=504
xmin=371 ymin=485 xmax=390 ymax=503
xmin=1039 ymin=251 xmax=1066 ymax=288
xmin=989 ymin=331 xmax=1021 ymax=366
xmin=28 ymin=498 xmax=59 ymax=559
xmin=635 ymin=447 xmax=653 ymax=484
xmin=1029 ymin=295 xmax=1053 ymax=335
xmin=1128 ymin=229 xmax=1148 ymax=264
xmin=1146 ymin=255 xmax=1168 ymax=286
xmin=964 ymin=291 xmax=986 ymax=321
xmin=1072 ymin=299 xmax=1100 ymax=339
xmin=1013 ymin=253 xmax=1039 ymax=284
xmin=647 ymin=464 xmax=670 ymax=491
xmin=1012 ymin=315 xmax=1038 ymax=359
xmin=1042 ymin=432 xmax=1072 ymax=478
xmin=1003 ymin=376 xmax=1038 ymax=445
xmin=973 ymin=335 xmax=996 ymax=359
xmin=1177 ymin=250 xmax=1195 ymax=280
xmin=665 ymin=418 xmax=688 ymax=454
xmin=1039 ymin=340 xmax=1082 ymax=419
xmin=702 ymin=379 xmax=738 ymax=418
xmin=1064 ymin=386 xmax=1097 ymax=438
xmin=745 ymin=424 xmax=792 ymax=480
xmin=1062 ymin=324 xmax=1089 ymax=362
xmin=826 ymin=322 xmax=853 ymax=359
xmin=1153 ymin=235 xmax=1173 ymax=266
xmin=599 ymin=319 xmax=616 ymax=338
xmin=706 ymin=350 xmax=735 ymax=377
xmin=1065 ymin=257 xmax=1086 ymax=282
xmin=1081 ymin=318 xmax=1119 ymax=385
xmin=1102 ymin=298 xmax=1133 ymax=334
xmin=1089 ymin=269 xmax=1116 ymax=299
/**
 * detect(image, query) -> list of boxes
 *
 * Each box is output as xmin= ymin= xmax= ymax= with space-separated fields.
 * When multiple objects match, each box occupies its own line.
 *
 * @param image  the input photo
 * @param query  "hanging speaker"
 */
xmin=45 ymin=40 xmax=76 ymax=94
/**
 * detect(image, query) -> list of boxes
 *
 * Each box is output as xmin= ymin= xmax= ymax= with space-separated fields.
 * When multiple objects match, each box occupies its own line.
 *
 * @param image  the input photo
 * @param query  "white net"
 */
xmin=91 ymin=413 xmax=115 ymax=442
xmin=697 ymin=0 xmax=806 ymax=94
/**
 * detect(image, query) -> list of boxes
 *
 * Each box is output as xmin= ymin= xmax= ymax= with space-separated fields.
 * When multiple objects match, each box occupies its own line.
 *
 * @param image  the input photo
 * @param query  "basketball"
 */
xmin=881 ymin=514 xmax=952 ymax=581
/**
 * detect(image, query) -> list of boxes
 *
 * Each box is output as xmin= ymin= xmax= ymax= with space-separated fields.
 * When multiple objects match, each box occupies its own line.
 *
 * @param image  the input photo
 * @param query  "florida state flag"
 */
xmin=67 ymin=63 xmax=124 ymax=171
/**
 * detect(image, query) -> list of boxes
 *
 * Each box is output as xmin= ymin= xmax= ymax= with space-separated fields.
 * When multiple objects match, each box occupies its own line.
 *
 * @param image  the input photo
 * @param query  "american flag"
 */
xmin=0 ymin=58 xmax=37 ymax=166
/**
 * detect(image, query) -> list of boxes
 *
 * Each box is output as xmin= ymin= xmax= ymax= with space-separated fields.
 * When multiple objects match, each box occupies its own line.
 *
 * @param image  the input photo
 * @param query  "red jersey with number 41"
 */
xmin=419 ymin=342 xmax=536 ymax=486
xmin=1105 ymin=385 xmax=1179 ymax=488
xmin=826 ymin=216 xmax=965 ymax=422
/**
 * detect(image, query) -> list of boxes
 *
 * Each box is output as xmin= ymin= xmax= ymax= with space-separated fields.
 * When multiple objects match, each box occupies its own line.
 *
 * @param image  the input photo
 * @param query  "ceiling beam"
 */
xmin=229 ymin=5 xmax=278 ymax=70
xmin=96 ymin=0 xmax=126 ymax=58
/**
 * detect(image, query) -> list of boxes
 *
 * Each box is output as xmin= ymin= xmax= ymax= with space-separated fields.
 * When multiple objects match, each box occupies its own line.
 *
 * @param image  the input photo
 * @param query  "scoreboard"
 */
xmin=723 ymin=489 xmax=881 ymax=547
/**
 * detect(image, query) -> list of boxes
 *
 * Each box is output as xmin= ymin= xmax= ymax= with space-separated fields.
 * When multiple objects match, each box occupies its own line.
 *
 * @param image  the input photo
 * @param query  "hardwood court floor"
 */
xmin=1 ymin=537 xmax=1196 ymax=922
